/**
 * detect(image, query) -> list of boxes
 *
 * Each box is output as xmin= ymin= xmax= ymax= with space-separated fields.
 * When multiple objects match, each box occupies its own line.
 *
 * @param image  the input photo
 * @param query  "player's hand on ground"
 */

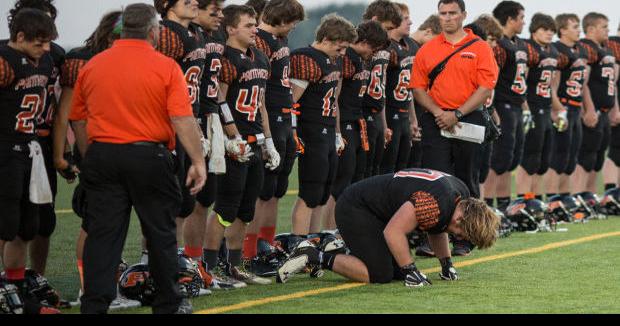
xmin=225 ymin=136 xmax=253 ymax=162
xmin=186 ymin=163 xmax=206 ymax=195
xmin=439 ymin=257 xmax=459 ymax=281
xmin=263 ymin=137 xmax=281 ymax=171
xmin=582 ymin=110 xmax=598 ymax=128
xmin=401 ymin=263 xmax=432 ymax=287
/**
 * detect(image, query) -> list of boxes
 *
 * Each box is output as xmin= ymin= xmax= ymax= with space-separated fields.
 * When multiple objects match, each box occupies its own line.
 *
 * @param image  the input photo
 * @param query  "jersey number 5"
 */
xmin=511 ymin=63 xmax=527 ymax=95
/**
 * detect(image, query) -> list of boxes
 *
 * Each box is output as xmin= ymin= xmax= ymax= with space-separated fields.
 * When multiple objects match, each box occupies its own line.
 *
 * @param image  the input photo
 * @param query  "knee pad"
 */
xmin=491 ymin=150 xmax=513 ymax=175
xmin=369 ymin=266 xmax=394 ymax=284
xmin=37 ymin=204 xmax=57 ymax=238
xmin=0 ymin=199 xmax=20 ymax=241
xmin=578 ymin=152 xmax=597 ymax=172
xmin=274 ymin=176 xmax=290 ymax=199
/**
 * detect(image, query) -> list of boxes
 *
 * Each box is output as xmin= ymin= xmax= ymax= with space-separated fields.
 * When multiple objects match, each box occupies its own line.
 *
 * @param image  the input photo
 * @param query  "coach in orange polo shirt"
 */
xmin=411 ymin=0 xmax=498 ymax=200
xmin=69 ymin=4 xmax=205 ymax=314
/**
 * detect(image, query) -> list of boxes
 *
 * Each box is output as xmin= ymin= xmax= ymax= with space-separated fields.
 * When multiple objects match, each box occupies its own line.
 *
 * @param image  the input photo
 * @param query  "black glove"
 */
xmin=58 ymin=152 xmax=78 ymax=181
xmin=401 ymin=263 xmax=431 ymax=287
xmin=439 ymin=257 xmax=459 ymax=281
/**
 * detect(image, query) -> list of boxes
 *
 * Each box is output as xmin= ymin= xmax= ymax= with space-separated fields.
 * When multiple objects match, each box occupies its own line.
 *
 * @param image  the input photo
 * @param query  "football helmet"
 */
xmin=23 ymin=269 xmax=60 ymax=308
xmin=575 ymin=191 xmax=605 ymax=220
xmin=177 ymin=254 xmax=202 ymax=298
xmin=505 ymin=197 xmax=554 ymax=232
xmin=600 ymin=188 xmax=620 ymax=216
xmin=249 ymin=239 xmax=289 ymax=277
xmin=118 ymin=263 xmax=157 ymax=305
xmin=547 ymin=195 xmax=573 ymax=223
xmin=0 ymin=281 xmax=23 ymax=314
xmin=493 ymin=208 xmax=513 ymax=238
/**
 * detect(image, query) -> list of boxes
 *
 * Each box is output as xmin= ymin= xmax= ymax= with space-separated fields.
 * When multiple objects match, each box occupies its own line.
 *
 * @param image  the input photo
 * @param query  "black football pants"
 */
xmin=381 ymin=113 xmax=412 ymax=174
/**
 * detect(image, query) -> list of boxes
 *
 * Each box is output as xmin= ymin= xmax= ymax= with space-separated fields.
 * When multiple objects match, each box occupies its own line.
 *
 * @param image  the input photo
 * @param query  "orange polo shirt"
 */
xmin=69 ymin=39 xmax=192 ymax=150
xmin=410 ymin=29 xmax=499 ymax=109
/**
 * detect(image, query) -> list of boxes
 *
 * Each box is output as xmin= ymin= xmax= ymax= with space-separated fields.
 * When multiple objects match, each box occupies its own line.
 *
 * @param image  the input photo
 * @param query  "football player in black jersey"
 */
xmin=53 ymin=10 xmax=122 ymax=298
xmin=5 ymin=0 xmax=65 ymax=278
xmin=575 ymin=13 xmax=619 ymax=194
xmin=288 ymin=15 xmax=357 ymax=248
xmin=277 ymin=169 xmax=499 ymax=286
xmin=322 ymin=21 xmax=388 ymax=232
xmin=604 ymin=28 xmax=620 ymax=189
xmin=485 ymin=1 xmax=528 ymax=212
xmin=0 ymin=8 xmax=60 ymax=314
xmin=244 ymin=0 xmax=304 ymax=268
xmin=545 ymin=14 xmax=589 ymax=198
xmin=202 ymin=4 xmax=279 ymax=286
xmin=380 ymin=3 xmax=419 ymax=175
xmin=361 ymin=0 xmax=402 ymax=179
xmin=515 ymin=14 xmax=562 ymax=199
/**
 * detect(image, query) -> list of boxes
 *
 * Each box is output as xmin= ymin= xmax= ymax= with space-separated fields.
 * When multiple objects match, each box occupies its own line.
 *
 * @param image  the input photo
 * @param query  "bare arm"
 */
xmin=52 ymin=87 xmax=74 ymax=169
xmin=458 ymin=87 xmax=493 ymax=115
xmin=259 ymin=90 xmax=271 ymax=138
xmin=412 ymin=88 xmax=442 ymax=117
xmin=335 ymin=78 xmax=343 ymax=134
xmin=171 ymin=116 xmax=206 ymax=194
xmin=427 ymin=233 xmax=451 ymax=259
xmin=71 ymin=120 xmax=88 ymax=157
xmin=383 ymin=202 xmax=418 ymax=268
xmin=217 ymin=82 xmax=242 ymax=138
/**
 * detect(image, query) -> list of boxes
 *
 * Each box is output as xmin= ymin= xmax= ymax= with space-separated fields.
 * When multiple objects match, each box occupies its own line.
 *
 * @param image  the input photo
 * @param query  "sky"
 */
xmin=0 ymin=0 xmax=618 ymax=49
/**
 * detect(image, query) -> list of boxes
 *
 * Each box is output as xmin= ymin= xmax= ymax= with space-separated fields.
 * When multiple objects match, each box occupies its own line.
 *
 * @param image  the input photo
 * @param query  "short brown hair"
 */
xmin=418 ymin=15 xmax=441 ymax=35
xmin=315 ymin=14 xmax=357 ymax=44
xmin=582 ymin=12 xmax=608 ymax=33
xmin=222 ymin=4 xmax=256 ymax=29
xmin=122 ymin=3 xmax=159 ymax=39
xmin=356 ymin=20 xmax=389 ymax=50
xmin=474 ymin=14 xmax=503 ymax=40
xmin=9 ymin=8 xmax=57 ymax=42
xmin=362 ymin=0 xmax=402 ymax=28
xmin=438 ymin=0 xmax=466 ymax=12
xmin=245 ymin=0 xmax=266 ymax=17
xmin=261 ymin=0 xmax=305 ymax=26
xmin=457 ymin=198 xmax=499 ymax=250
xmin=555 ymin=14 xmax=579 ymax=38
xmin=153 ymin=0 xmax=180 ymax=18
xmin=394 ymin=2 xmax=408 ymax=14
xmin=529 ymin=13 xmax=557 ymax=34
xmin=197 ymin=0 xmax=224 ymax=10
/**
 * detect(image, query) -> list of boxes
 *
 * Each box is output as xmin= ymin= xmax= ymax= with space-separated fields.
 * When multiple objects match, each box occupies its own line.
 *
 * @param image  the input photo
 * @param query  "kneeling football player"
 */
xmin=277 ymin=169 xmax=499 ymax=286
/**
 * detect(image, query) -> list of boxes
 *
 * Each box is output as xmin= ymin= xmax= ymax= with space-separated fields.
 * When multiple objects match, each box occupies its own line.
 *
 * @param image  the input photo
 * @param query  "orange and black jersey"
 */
xmin=157 ymin=20 xmax=207 ymax=117
xmin=579 ymin=38 xmax=616 ymax=110
xmin=386 ymin=37 xmax=418 ymax=118
xmin=290 ymin=46 xmax=342 ymax=127
xmin=343 ymin=169 xmax=470 ymax=234
xmin=362 ymin=50 xmax=390 ymax=116
xmin=219 ymin=46 xmax=270 ymax=136
xmin=607 ymin=36 xmax=620 ymax=101
xmin=524 ymin=40 xmax=558 ymax=107
xmin=255 ymin=28 xmax=293 ymax=120
xmin=338 ymin=47 xmax=369 ymax=122
xmin=0 ymin=44 xmax=54 ymax=142
xmin=60 ymin=46 xmax=94 ymax=88
xmin=554 ymin=41 xmax=588 ymax=106
xmin=493 ymin=36 xmax=529 ymax=106
xmin=200 ymin=28 xmax=226 ymax=115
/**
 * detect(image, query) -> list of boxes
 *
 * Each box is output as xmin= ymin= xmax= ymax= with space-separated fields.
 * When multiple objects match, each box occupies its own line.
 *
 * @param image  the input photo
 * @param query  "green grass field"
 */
xmin=8 ymin=166 xmax=620 ymax=314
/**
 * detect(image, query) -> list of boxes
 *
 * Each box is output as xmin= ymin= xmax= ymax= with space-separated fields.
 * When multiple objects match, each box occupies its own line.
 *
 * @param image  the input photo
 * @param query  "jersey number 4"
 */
xmin=236 ymin=85 xmax=263 ymax=121
xmin=322 ymin=86 xmax=338 ymax=117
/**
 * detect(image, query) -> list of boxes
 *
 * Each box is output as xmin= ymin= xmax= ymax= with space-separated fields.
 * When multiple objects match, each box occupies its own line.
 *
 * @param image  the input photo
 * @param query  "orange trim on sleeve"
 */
xmin=0 ymin=57 xmax=15 ymax=88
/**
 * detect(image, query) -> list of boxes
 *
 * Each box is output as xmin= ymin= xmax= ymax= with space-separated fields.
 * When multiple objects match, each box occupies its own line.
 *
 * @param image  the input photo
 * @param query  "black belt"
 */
xmin=131 ymin=141 xmax=166 ymax=148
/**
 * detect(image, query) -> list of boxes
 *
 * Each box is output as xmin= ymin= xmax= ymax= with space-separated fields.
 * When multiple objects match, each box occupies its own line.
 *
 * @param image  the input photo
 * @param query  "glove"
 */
xmin=438 ymin=257 xmax=459 ymax=281
xmin=553 ymin=109 xmax=568 ymax=132
xmin=58 ymin=152 xmax=78 ymax=182
xmin=335 ymin=132 xmax=346 ymax=155
xmin=522 ymin=110 xmax=535 ymax=134
xmin=263 ymin=137 xmax=281 ymax=171
xmin=225 ymin=136 xmax=253 ymax=162
xmin=293 ymin=129 xmax=305 ymax=155
xmin=401 ymin=263 xmax=432 ymax=287
xmin=200 ymin=136 xmax=211 ymax=158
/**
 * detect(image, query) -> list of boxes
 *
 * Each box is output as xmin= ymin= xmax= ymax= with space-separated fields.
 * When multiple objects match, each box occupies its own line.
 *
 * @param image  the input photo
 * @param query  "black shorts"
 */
xmin=364 ymin=112 xmax=385 ymax=178
xmin=335 ymin=193 xmax=396 ymax=284
xmin=259 ymin=114 xmax=296 ymax=201
xmin=491 ymin=102 xmax=524 ymax=174
xmin=297 ymin=121 xmax=337 ymax=208
xmin=608 ymin=125 xmax=620 ymax=167
xmin=578 ymin=111 xmax=611 ymax=172
xmin=331 ymin=120 xmax=365 ymax=200
xmin=0 ymin=140 xmax=39 ymax=242
xmin=213 ymin=144 xmax=264 ymax=224
xmin=37 ymin=137 xmax=57 ymax=237
xmin=196 ymin=172 xmax=217 ymax=208
xmin=380 ymin=113 xmax=411 ymax=174
xmin=520 ymin=106 xmax=554 ymax=175
xmin=174 ymin=140 xmax=196 ymax=218
xmin=550 ymin=106 xmax=582 ymax=174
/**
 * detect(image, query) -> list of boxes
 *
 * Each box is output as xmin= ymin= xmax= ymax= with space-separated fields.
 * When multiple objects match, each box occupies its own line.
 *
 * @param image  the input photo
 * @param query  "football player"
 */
xmin=278 ymin=169 xmax=499 ymax=286
xmin=0 ymin=8 xmax=59 ymax=314
xmin=360 ymin=0 xmax=403 ymax=179
xmin=53 ymin=10 xmax=122 ymax=296
xmin=485 ymin=0 xmax=529 ymax=212
xmin=515 ymin=13 xmax=561 ymax=199
xmin=243 ymin=0 xmax=304 ymax=268
xmin=322 ymin=21 xmax=389 ymax=231
xmin=544 ymin=14 xmax=588 ymax=198
xmin=202 ymin=4 xmax=279 ymax=285
xmin=244 ymin=0 xmax=266 ymax=24
xmin=575 ymin=13 xmax=618 ymax=194
xmin=380 ymin=2 xmax=419 ymax=175
xmin=4 ymin=0 xmax=65 ymax=278
xmin=602 ymin=26 xmax=620 ymax=190
xmin=287 ymin=14 xmax=357 ymax=248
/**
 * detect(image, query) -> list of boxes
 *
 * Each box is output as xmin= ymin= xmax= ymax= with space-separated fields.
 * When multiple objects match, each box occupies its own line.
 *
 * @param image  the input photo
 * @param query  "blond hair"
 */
xmin=458 ymin=198 xmax=499 ymax=249
xmin=315 ymin=13 xmax=357 ymax=43
xmin=474 ymin=14 xmax=503 ymax=40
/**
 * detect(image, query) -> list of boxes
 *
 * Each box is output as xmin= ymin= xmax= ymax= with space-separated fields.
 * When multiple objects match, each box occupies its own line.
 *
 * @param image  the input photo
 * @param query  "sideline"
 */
xmin=196 ymin=231 xmax=620 ymax=314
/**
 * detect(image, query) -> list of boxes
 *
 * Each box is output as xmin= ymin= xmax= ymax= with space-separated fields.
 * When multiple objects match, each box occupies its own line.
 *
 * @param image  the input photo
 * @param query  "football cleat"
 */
xmin=575 ymin=191 xmax=604 ymax=220
xmin=0 ymin=281 xmax=23 ymax=314
xmin=23 ymin=269 xmax=61 ymax=308
xmin=451 ymin=239 xmax=474 ymax=256
xmin=600 ymin=188 xmax=620 ymax=216
xmin=209 ymin=266 xmax=246 ymax=289
xmin=276 ymin=241 xmax=321 ymax=284
xmin=414 ymin=237 xmax=435 ymax=257
xmin=227 ymin=265 xmax=272 ymax=285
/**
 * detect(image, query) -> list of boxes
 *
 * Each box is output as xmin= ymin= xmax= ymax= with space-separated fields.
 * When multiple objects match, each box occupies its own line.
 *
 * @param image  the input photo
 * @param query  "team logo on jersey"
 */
xmin=12 ymin=145 xmax=23 ymax=152
xmin=515 ymin=51 xmax=528 ymax=61
xmin=367 ymin=116 xmax=374 ymax=122
xmin=393 ymin=114 xmax=399 ymax=120
xmin=346 ymin=124 xmax=353 ymax=130
xmin=322 ymin=128 xmax=328 ymax=134
xmin=277 ymin=116 xmax=283 ymax=122
xmin=460 ymin=52 xmax=476 ymax=59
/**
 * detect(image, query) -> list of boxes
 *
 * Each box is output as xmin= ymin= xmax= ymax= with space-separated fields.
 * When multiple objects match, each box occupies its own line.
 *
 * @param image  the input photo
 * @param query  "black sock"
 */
xmin=605 ymin=183 xmax=616 ymax=191
xmin=203 ymin=249 xmax=219 ymax=271
xmin=484 ymin=198 xmax=495 ymax=207
xmin=320 ymin=252 xmax=336 ymax=270
xmin=560 ymin=192 xmax=570 ymax=197
xmin=497 ymin=197 xmax=511 ymax=211
xmin=228 ymin=249 xmax=242 ymax=267
xmin=535 ymin=195 xmax=543 ymax=201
